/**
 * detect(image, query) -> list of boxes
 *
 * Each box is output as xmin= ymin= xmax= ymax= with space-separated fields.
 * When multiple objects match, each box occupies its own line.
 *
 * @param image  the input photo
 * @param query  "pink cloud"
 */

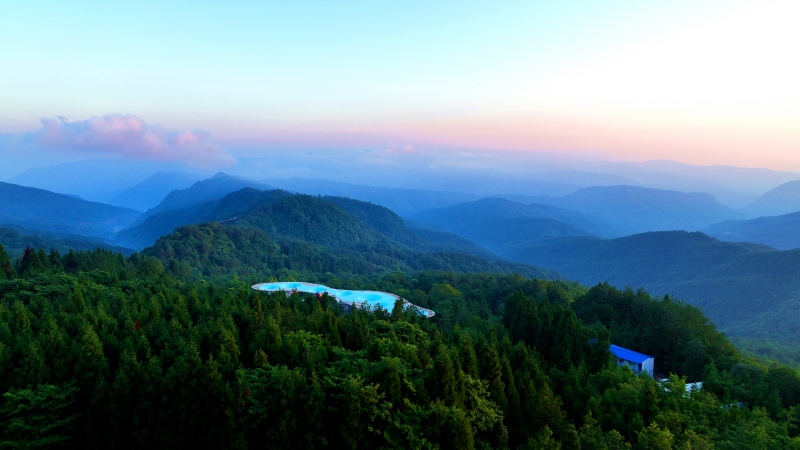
xmin=35 ymin=114 xmax=236 ymax=168
xmin=380 ymin=142 xmax=415 ymax=155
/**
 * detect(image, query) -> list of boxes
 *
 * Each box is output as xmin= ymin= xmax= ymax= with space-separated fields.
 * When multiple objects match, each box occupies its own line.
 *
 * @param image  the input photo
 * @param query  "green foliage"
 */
xmin=143 ymin=222 xmax=556 ymax=282
xmin=0 ymin=225 xmax=133 ymax=260
xmin=1 ymin=242 xmax=800 ymax=448
xmin=0 ymin=382 xmax=79 ymax=448
xmin=732 ymin=337 xmax=800 ymax=369
xmin=508 ymin=230 xmax=800 ymax=365
xmin=574 ymin=283 xmax=739 ymax=380
xmin=0 ymin=244 xmax=13 ymax=280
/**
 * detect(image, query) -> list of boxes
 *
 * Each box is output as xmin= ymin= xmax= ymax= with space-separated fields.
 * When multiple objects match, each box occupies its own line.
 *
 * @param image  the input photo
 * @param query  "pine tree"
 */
xmin=0 ymin=243 xmax=13 ymax=279
xmin=18 ymin=247 xmax=44 ymax=276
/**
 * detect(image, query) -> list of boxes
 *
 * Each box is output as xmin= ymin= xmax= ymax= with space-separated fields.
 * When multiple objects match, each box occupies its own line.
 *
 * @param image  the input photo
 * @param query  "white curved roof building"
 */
xmin=252 ymin=281 xmax=435 ymax=318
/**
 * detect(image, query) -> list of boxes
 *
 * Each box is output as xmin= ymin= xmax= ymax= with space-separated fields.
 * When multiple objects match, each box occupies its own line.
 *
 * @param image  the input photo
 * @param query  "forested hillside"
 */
xmin=409 ymin=196 xmax=800 ymax=366
xmin=118 ymin=188 xmax=292 ymax=248
xmin=507 ymin=231 xmax=800 ymax=365
xmin=0 ymin=181 xmax=140 ymax=239
xmin=0 ymin=225 xmax=133 ymax=259
xmin=3 ymin=241 xmax=800 ymax=448
xmin=109 ymin=172 xmax=202 ymax=211
xmin=118 ymin=188 xmax=499 ymax=261
xmin=143 ymin=222 xmax=556 ymax=281
xmin=131 ymin=172 xmax=275 ymax=225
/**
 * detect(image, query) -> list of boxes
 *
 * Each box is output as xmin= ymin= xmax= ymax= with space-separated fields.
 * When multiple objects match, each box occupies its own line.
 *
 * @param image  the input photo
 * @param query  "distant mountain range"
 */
xmin=705 ymin=211 xmax=800 ymax=250
xmin=572 ymin=159 xmax=800 ymax=207
xmin=409 ymin=197 xmax=614 ymax=255
xmin=8 ymin=158 xmax=198 ymax=203
xmin=529 ymin=185 xmax=741 ymax=236
xmin=234 ymin=155 xmax=799 ymax=208
xmin=741 ymin=180 xmax=800 ymax=218
xmin=138 ymin=189 xmax=555 ymax=280
xmin=109 ymin=171 xmax=202 ymax=211
xmin=119 ymin=186 xmax=498 ymax=258
xmin=0 ymin=181 xmax=139 ymax=239
xmin=263 ymin=178 xmax=482 ymax=216
xmin=6 ymin=164 xmax=800 ymax=361
xmin=409 ymin=186 xmax=740 ymax=249
xmin=408 ymin=194 xmax=800 ymax=349
xmin=10 ymin=157 xmax=799 ymax=209
xmin=130 ymin=172 xmax=274 ymax=226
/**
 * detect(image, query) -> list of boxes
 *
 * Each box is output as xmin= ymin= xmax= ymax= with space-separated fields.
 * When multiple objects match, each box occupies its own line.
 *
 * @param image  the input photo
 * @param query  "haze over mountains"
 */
xmin=407 ymin=193 xmax=800 ymax=358
xmin=263 ymin=178 xmax=482 ymax=216
xmin=9 ymin=158 xmax=203 ymax=203
xmin=3 ymin=158 xmax=800 ymax=365
xmin=0 ymin=181 xmax=139 ymax=240
xmin=0 ymin=225 xmax=133 ymax=258
xmin=528 ymin=186 xmax=740 ymax=236
xmin=131 ymin=172 xmax=275 ymax=224
xmin=742 ymin=180 xmax=800 ymax=218
xmin=410 ymin=197 xmax=614 ymax=253
xmin=705 ymin=212 xmax=800 ymax=250
xmin=506 ymin=231 xmax=800 ymax=343
xmin=10 ymin=154 xmax=799 ymax=207
xmin=109 ymin=171 xmax=203 ymax=211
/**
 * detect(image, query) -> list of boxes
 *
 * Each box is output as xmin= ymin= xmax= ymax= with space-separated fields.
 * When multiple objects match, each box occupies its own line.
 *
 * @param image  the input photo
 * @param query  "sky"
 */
xmin=1 ymin=0 xmax=799 ymax=177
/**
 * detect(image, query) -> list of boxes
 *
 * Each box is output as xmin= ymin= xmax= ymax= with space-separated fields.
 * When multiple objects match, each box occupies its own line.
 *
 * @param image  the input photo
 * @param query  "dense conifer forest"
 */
xmin=3 ymin=237 xmax=800 ymax=449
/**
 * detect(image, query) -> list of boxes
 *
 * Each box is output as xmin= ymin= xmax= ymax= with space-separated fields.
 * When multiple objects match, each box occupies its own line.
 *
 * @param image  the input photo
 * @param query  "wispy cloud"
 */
xmin=33 ymin=114 xmax=236 ymax=168
xmin=379 ymin=142 xmax=415 ymax=155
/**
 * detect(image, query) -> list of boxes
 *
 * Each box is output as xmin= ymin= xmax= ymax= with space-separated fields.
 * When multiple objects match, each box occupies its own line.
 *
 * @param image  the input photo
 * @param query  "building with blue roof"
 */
xmin=610 ymin=344 xmax=654 ymax=376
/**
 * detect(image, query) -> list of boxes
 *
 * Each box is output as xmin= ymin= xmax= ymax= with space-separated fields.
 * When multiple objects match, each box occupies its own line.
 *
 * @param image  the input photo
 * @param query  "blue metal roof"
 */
xmin=610 ymin=344 xmax=653 ymax=364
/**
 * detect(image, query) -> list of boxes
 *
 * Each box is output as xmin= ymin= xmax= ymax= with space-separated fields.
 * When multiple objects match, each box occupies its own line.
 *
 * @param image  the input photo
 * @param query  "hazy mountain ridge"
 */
xmin=320 ymin=195 xmax=490 ymax=257
xmin=119 ymin=188 xmax=512 ymax=266
xmin=236 ymin=155 xmax=799 ymax=209
xmin=11 ymin=156 xmax=798 ymax=209
xmin=635 ymin=160 xmax=800 ymax=192
xmin=742 ymin=180 xmax=800 ymax=218
xmin=409 ymin=197 xmax=613 ymax=255
xmin=504 ymin=230 xmax=800 ymax=345
xmin=0 ymin=181 xmax=140 ymax=239
xmin=411 ymin=197 xmax=613 ymax=233
xmin=109 ymin=171 xmax=202 ymax=211
xmin=263 ymin=177 xmax=483 ymax=216
xmin=529 ymin=185 xmax=741 ymax=235
xmin=7 ymin=158 xmax=195 ymax=203
xmin=118 ymin=188 xmax=291 ymax=249
xmin=132 ymin=188 xmax=560 ymax=279
xmin=572 ymin=164 xmax=759 ymax=208
xmin=0 ymin=225 xmax=134 ymax=258
xmin=704 ymin=211 xmax=800 ymax=250
xmin=131 ymin=172 xmax=275 ymax=225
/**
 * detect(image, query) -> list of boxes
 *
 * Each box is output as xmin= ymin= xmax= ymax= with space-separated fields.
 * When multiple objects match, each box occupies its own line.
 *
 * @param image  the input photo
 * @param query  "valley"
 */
xmin=3 ymin=161 xmax=800 ymax=448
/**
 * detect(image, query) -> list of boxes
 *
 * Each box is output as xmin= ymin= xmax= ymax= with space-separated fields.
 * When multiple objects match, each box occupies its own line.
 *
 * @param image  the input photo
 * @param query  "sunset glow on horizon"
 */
xmin=1 ymin=0 xmax=798 ymax=172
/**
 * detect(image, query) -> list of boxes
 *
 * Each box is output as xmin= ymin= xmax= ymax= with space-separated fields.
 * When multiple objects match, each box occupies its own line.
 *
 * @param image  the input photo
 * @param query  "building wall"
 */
xmin=641 ymin=358 xmax=654 ymax=376
xmin=615 ymin=357 xmax=654 ymax=376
